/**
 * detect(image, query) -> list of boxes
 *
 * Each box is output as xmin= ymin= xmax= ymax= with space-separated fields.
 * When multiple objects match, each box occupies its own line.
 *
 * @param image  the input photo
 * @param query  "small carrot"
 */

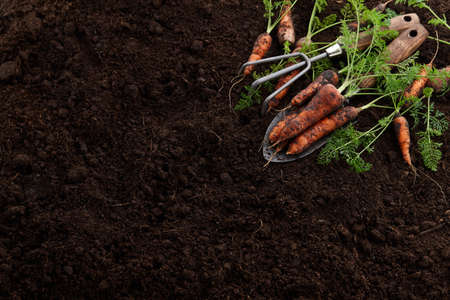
xmin=393 ymin=115 xmax=413 ymax=167
xmin=276 ymin=83 xmax=345 ymax=143
xmin=403 ymin=66 xmax=430 ymax=106
xmin=229 ymin=0 xmax=298 ymax=111
xmin=426 ymin=65 xmax=450 ymax=93
xmin=286 ymin=106 xmax=361 ymax=155
xmin=404 ymin=32 xmax=439 ymax=106
xmin=290 ymin=69 xmax=339 ymax=107
xmin=277 ymin=1 xmax=295 ymax=46
xmin=295 ymin=37 xmax=309 ymax=49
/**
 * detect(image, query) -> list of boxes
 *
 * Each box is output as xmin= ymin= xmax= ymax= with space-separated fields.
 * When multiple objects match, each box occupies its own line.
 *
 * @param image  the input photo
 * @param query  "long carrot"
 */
xmin=286 ymin=106 xmax=361 ymax=155
xmin=268 ymin=113 xmax=298 ymax=143
xmin=267 ymin=39 xmax=309 ymax=112
xmin=290 ymin=69 xmax=339 ymax=107
xmin=243 ymin=33 xmax=273 ymax=76
xmin=277 ymin=1 xmax=295 ymax=45
xmin=393 ymin=115 xmax=412 ymax=167
xmin=276 ymin=83 xmax=345 ymax=143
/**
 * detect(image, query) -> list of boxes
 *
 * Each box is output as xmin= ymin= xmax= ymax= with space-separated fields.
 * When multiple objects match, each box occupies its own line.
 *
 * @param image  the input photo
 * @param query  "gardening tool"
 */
xmin=262 ymin=23 xmax=429 ymax=163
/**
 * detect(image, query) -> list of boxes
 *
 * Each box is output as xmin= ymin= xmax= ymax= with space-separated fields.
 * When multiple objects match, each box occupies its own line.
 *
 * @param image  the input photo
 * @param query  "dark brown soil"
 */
xmin=0 ymin=0 xmax=449 ymax=299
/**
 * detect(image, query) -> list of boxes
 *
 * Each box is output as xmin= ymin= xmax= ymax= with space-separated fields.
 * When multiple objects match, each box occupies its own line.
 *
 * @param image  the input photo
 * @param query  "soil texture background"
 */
xmin=0 ymin=0 xmax=449 ymax=299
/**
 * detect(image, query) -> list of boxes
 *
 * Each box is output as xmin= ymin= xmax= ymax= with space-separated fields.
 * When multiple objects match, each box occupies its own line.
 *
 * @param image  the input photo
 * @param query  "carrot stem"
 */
xmin=311 ymin=21 xmax=348 ymax=38
xmin=358 ymin=112 xmax=395 ymax=156
xmin=359 ymin=90 xmax=402 ymax=110
xmin=427 ymin=36 xmax=450 ymax=46
xmin=266 ymin=0 xmax=299 ymax=34
xmin=306 ymin=1 xmax=319 ymax=42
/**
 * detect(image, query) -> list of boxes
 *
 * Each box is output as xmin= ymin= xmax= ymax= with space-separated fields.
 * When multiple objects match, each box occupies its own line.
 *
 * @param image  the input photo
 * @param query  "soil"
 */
xmin=0 ymin=0 xmax=449 ymax=299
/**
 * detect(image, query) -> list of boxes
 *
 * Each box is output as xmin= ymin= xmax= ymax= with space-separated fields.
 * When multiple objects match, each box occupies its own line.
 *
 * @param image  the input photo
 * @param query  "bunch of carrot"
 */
xmin=267 ymin=70 xmax=362 ymax=156
xmin=240 ymin=0 xmax=298 ymax=77
xmin=232 ymin=0 xmax=448 ymax=174
xmin=229 ymin=0 xmax=298 ymax=110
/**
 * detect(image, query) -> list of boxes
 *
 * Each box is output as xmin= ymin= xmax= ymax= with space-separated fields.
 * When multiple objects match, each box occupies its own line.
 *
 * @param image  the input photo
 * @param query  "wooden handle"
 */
xmin=356 ymin=14 xmax=421 ymax=50
xmin=386 ymin=23 xmax=429 ymax=64
xmin=359 ymin=24 xmax=429 ymax=88
xmin=388 ymin=13 xmax=420 ymax=32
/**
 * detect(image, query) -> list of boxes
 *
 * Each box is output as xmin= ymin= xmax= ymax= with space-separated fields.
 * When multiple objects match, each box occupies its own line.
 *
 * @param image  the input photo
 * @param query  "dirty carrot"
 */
xmin=403 ymin=67 xmax=430 ymax=106
xmin=276 ymin=83 xmax=345 ymax=143
xmin=242 ymin=0 xmax=298 ymax=76
xmin=403 ymin=32 xmax=439 ymax=106
xmin=393 ymin=114 xmax=413 ymax=167
xmin=243 ymin=33 xmax=273 ymax=76
xmin=290 ymin=69 xmax=339 ymax=107
xmin=295 ymin=37 xmax=309 ymax=49
xmin=268 ymin=113 xmax=298 ymax=143
xmin=229 ymin=0 xmax=298 ymax=110
xmin=277 ymin=1 xmax=295 ymax=46
xmin=286 ymin=106 xmax=361 ymax=155
xmin=426 ymin=65 xmax=450 ymax=93
xmin=267 ymin=40 xmax=308 ymax=112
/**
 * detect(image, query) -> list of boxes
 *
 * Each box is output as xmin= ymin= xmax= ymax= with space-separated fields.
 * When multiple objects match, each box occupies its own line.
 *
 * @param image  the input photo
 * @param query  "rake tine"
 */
xmin=238 ymin=52 xmax=304 ymax=75
xmin=261 ymin=53 xmax=311 ymax=115
xmin=251 ymin=52 xmax=328 ymax=90
xmin=251 ymin=43 xmax=343 ymax=90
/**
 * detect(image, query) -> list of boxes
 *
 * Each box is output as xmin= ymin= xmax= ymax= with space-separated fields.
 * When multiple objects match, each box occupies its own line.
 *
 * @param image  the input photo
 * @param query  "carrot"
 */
xmin=393 ymin=115 xmax=412 ymax=167
xmin=268 ymin=113 xmax=298 ymax=143
xmin=403 ymin=66 xmax=430 ymax=106
xmin=277 ymin=1 xmax=295 ymax=45
xmin=426 ymin=65 xmax=450 ymax=93
xmin=268 ymin=66 xmax=300 ymax=112
xmin=286 ymin=106 xmax=361 ymax=155
xmin=276 ymin=83 xmax=345 ymax=143
xmin=290 ymin=69 xmax=339 ymax=107
xmin=243 ymin=33 xmax=273 ymax=76
xmin=267 ymin=40 xmax=308 ymax=112
xmin=403 ymin=33 xmax=439 ymax=106
xmin=229 ymin=32 xmax=272 ymax=111
xmin=295 ymin=37 xmax=309 ymax=49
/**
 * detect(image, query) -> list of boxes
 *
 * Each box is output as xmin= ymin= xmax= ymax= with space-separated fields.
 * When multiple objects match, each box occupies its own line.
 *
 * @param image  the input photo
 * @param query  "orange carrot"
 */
xmin=404 ymin=37 xmax=439 ymax=106
xmin=277 ymin=1 xmax=295 ymax=45
xmin=290 ymin=69 xmax=339 ymax=107
xmin=277 ymin=83 xmax=345 ymax=143
xmin=268 ymin=68 xmax=300 ymax=111
xmin=286 ymin=106 xmax=361 ymax=155
xmin=267 ymin=41 xmax=307 ymax=112
xmin=269 ymin=113 xmax=298 ymax=143
xmin=426 ymin=65 xmax=450 ymax=93
xmin=403 ymin=66 xmax=430 ymax=106
xmin=243 ymin=33 xmax=273 ymax=76
xmin=393 ymin=115 xmax=412 ymax=167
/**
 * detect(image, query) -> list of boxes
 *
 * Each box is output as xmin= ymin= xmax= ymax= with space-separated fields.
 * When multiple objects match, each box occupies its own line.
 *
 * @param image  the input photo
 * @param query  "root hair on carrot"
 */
xmin=228 ymin=76 xmax=245 ymax=113
xmin=416 ymin=168 xmax=446 ymax=203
